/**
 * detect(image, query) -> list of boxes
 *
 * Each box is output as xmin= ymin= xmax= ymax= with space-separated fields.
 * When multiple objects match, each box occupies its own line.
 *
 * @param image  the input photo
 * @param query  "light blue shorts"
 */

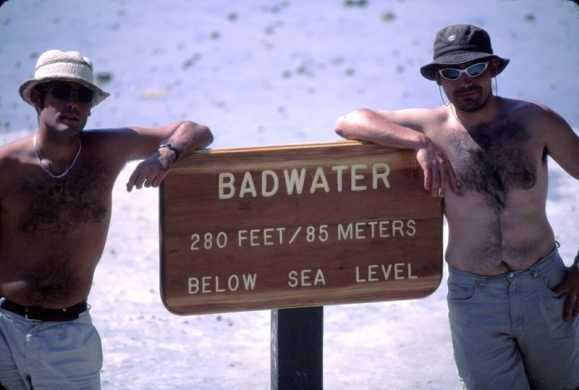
xmin=0 ymin=301 xmax=102 ymax=390
xmin=447 ymin=246 xmax=579 ymax=390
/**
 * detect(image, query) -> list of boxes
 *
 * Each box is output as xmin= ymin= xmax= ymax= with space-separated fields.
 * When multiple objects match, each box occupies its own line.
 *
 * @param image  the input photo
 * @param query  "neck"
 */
xmin=450 ymin=95 xmax=501 ymax=129
xmin=34 ymin=132 xmax=82 ymax=179
xmin=35 ymin=129 xmax=82 ymax=159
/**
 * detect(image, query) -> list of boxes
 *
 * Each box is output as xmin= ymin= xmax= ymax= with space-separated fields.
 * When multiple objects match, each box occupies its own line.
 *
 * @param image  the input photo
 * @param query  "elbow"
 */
xmin=184 ymin=121 xmax=214 ymax=149
xmin=334 ymin=108 xmax=372 ymax=140
xmin=334 ymin=115 xmax=349 ymax=139
xmin=198 ymin=125 xmax=214 ymax=149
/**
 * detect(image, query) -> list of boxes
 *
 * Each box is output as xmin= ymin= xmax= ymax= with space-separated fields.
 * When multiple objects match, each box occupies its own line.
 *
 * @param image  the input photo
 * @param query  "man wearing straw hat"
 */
xmin=0 ymin=49 xmax=213 ymax=389
xmin=335 ymin=24 xmax=579 ymax=389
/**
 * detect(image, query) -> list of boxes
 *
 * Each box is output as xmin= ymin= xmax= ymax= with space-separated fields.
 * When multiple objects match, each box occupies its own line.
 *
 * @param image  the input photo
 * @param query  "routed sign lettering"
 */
xmin=160 ymin=141 xmax=443 ymax=315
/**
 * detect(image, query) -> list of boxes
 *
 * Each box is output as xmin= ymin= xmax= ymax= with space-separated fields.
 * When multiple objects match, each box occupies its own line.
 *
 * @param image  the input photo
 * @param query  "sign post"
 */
xmin=271 ymin=306 xmax=323 ymax=390
xmin=159 ymin=140 xmax=443 ymax=389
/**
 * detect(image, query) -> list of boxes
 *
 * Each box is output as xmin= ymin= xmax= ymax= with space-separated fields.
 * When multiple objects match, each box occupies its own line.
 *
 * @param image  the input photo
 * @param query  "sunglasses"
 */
xmin=44 ymin=86 xmax=94 ymax=104
xmin=437 ymin=62 xmax=489 ymax=81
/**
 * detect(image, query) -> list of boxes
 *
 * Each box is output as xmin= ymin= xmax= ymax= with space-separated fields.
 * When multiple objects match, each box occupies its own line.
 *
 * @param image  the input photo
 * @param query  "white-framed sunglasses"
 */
xmin=437 ymin=61 xmax=489 ymax=81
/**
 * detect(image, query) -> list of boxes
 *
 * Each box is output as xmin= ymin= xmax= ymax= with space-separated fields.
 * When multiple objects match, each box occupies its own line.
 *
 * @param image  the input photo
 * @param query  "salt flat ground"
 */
xmin=1 ymin=1 xmax=578 ymax=388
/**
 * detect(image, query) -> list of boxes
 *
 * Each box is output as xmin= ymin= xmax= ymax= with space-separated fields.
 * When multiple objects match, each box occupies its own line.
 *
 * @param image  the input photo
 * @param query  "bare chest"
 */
xmin=444 ymin=121 xmax=544 ymax=212
xmin=13 ymin=158 xmax=113 ymax=235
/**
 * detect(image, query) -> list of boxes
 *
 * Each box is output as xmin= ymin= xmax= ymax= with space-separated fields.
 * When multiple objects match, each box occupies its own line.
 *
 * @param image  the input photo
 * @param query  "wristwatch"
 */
xmin=159 ymin=143 xmax=180 ymax=163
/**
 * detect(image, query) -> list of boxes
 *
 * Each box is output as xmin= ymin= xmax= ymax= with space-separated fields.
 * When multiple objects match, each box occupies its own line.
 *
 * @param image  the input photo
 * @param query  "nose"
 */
xmin=66 ymin=93 xmax=81 ymax=106
xmin=456 ymin=72 xmax=474 ymax=86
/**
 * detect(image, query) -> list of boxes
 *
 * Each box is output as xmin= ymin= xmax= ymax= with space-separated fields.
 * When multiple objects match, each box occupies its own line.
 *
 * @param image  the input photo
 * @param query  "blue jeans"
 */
xmin=447 ymin=246 xmax=579 ymax=390
xmin=0 ymin=301 xmax=102 ymax=390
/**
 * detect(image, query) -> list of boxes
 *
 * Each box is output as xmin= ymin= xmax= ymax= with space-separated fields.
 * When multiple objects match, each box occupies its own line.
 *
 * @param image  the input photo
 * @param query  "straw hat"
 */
xmin=420 ymin=24 xmax=510 ymax=81
xmin=19 ymin=49 xmax=110 ymax=107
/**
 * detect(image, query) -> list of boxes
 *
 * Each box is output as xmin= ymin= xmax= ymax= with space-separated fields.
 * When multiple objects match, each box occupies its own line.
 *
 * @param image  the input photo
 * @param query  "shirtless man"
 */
xmin=0 ymin=50 xmax=213 ymax=389
xmin=335 ymin=25 xmax=579 ymax=389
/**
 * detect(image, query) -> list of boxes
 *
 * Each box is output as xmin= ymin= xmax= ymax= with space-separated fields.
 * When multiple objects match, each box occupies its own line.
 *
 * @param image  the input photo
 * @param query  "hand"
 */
xmin=126 ymin=150 xmax=173 ymax=192
xmin=553 ymin=266 xmax=579 ymax=321
xmin=415 ymin=139 xmax=460 ymax=197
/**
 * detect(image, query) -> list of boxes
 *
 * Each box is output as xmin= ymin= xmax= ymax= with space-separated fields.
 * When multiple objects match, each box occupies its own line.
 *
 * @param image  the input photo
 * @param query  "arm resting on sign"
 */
xmin=123 ymin=120 xmax=213 ymax=192
xmin=335 ymin=108 xmax=459 ymax=198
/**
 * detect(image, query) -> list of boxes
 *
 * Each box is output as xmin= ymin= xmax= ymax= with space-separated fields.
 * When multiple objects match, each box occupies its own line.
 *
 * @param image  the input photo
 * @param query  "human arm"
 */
xmin=540 ymin=105 xmax=579 ymax=181
xmin=125 ymin=120 xmax=213 ymax=192
xmin=335 ymin=108 xmax=459 ymax=197
xmin=536 ymin=105 xmax=579 ymax=320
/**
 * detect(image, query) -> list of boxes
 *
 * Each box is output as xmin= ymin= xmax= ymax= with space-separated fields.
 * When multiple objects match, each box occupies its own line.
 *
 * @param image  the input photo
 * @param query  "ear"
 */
xmin=435 ymin=73 xmax=442 ymax=86
xmin=489 ymin=58 xmax=501 ymax=77
xmin=29 ymin=88 xmax=43 ymax=111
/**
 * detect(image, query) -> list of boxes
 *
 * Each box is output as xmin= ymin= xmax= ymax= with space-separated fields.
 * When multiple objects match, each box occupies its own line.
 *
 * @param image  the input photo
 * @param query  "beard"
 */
xmin=449 ymin=85 xmax=491 ymax=112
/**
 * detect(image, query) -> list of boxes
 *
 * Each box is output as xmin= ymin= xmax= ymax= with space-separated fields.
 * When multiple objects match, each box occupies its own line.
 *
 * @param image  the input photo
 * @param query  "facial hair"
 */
xmin=450 ymin=85 xmax=491 ymax=113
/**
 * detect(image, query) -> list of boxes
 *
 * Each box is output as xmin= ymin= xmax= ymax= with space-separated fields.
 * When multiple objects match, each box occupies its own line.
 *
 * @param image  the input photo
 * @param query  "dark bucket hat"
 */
xmin=420 ymin=24 xmax=510 ymax=81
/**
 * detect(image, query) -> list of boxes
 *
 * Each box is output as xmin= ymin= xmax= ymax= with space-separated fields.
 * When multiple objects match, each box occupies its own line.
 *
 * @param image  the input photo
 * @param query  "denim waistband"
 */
xmin=448 ymin=243 xmax=561 ymax=284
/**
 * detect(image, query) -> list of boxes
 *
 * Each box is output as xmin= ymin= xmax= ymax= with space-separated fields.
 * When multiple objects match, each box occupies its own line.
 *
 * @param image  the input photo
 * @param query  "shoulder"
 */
xmin=0 ymin=135 xmax=34 ymax=165
xmin=0 ymin=135 xmax=36 ymax=197
xmin=500 ymin=97 xmax=576 ymax=149
xmin=379 ymin=106 xmax=449 ymax=131
xmin=80 ymin=127 xmax=144 ymax=152
xmin=81 ymin=127 xmax=139 ymax=142
xmin=78 ymin=128 xmax=141 ymax=169
xmin=501 ymin=98 xmax=564 ymax=125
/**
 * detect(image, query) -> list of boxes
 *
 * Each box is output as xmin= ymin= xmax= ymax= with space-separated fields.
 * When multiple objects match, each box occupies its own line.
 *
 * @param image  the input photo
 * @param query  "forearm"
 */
xmin=335 ymin=108 xmax=427 ymax=150
xmin=161 ymin=121 xmax=213 ymax=163
xmin=125 ymin=121 xmax=213 ymax=192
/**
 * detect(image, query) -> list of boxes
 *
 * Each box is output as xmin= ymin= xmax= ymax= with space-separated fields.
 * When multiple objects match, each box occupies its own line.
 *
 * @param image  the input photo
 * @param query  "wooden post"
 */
xmin=271 ymin=307 xmax=324 ymax=390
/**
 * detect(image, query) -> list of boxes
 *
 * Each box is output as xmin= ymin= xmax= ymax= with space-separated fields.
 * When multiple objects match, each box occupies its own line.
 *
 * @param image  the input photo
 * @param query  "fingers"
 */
xmin=127 ymin=173 xmax=161 ymax=192
xmin=430 ymin=159 xmax=442 ymax=197
xmin=554 ymin=268 xmax=579 ymax=321
xmin=421 ymin=152 xmax=449 ymax=198
xmin=417 ymin=142 xmax=461 ymax=198
xmin=563 ymin=294 xmax=579 ymax=321
xmin=126 ymin=160 xmax=168 ymax=192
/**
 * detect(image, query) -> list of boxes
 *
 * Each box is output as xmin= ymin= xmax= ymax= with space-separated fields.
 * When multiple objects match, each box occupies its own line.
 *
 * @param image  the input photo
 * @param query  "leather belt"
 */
xmin=0 ymin=299 xmax=88 ymax=322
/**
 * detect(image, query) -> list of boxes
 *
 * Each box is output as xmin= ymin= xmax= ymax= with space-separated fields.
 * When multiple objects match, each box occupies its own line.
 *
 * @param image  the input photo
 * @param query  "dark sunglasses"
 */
xmin=437 ymin=62 xmax=489 ymax=81
xmin=44 ymin=86 xmax=94 ymax=104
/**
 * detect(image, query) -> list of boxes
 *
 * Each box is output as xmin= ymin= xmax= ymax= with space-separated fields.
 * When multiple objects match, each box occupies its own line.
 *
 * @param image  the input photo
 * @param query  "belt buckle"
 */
xmin=24 ymin=307 xmax=38 ymax=321
xmin=23 ymin=307 xmax=46 ymax=322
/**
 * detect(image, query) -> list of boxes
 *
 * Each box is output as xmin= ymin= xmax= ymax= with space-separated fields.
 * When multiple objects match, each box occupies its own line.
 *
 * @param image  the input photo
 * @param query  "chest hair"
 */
xmin=18 ymin=158 xmax=110 ymax=234
xmin=448 ymin=120 xmax=542 ymax=213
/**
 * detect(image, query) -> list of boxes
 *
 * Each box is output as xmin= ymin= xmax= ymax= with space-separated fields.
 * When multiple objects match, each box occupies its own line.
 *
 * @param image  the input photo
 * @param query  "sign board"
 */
xmin=160 ymin=141 xmax=443 ymax=315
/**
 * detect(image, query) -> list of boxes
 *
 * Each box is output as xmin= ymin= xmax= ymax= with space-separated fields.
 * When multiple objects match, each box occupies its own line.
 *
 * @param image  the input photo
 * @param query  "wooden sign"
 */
xmin=160 ymin=141 xmax=443 ymax=315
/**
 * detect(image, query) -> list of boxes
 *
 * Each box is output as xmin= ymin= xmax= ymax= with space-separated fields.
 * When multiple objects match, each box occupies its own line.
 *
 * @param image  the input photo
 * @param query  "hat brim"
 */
xmin=420 ymin=53 xmax=510 ymax=81
xmin=19 ymin=75 xmax=110 ymax=107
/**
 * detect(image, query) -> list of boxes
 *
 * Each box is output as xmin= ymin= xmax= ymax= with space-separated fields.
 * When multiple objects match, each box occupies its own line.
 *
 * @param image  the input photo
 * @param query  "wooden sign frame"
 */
xmin=160 ymin=141 xmax=443 ymax=315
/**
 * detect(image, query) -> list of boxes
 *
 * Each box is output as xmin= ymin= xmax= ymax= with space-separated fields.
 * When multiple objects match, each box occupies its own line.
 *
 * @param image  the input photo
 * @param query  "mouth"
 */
xmin=59 ymin=113 xmax=80 ymax=122
xmin=455 ymin=87 xmax=481 ymax=99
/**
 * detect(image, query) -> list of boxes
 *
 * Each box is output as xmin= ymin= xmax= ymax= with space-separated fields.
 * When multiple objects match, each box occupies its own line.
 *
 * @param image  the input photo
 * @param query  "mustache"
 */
xmin=60 ymin=109 xmax=80 ymax=117
xmin=453 ymin=85 xmax=483 ymax=96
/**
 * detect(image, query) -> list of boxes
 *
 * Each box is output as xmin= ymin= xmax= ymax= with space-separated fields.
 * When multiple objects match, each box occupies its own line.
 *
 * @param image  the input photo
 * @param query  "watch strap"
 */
xmin=159 ymin=143 xmax=179 ymax=163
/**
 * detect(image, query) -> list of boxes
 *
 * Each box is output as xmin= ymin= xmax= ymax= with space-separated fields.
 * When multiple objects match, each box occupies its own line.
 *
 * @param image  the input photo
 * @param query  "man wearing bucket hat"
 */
xmin=0 ymin=49 xmax=213 ymax=389
xmin=336 ymin=24 xmax=579 ymax=389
